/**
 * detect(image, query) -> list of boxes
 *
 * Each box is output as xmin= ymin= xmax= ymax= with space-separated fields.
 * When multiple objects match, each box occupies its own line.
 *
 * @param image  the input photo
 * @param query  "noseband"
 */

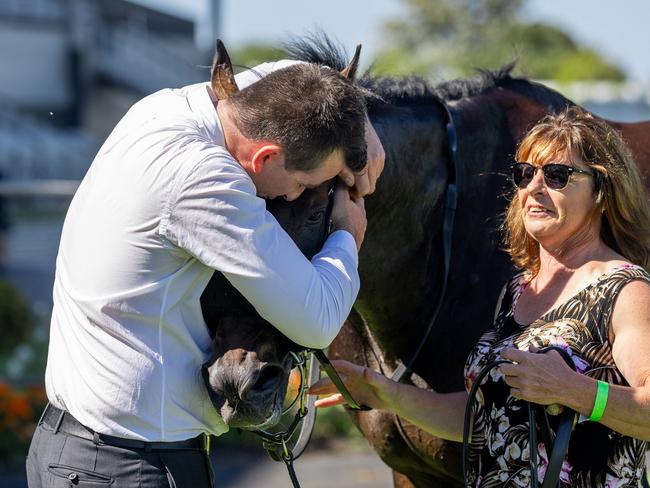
xmin=247 ymin=181 xmax=371 ymax=488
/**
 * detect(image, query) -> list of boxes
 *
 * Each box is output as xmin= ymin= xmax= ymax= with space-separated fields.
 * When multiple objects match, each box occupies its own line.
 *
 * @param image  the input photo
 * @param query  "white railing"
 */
xmin=0 ymin=0 xmax=66 ymax=21
xmin=0 ymin=179 xmax=79 ymax=197
xmin=96 ymin=25 xmax=208 ymax=94
xmin=0 ymin=104 xmax=98 ymax=182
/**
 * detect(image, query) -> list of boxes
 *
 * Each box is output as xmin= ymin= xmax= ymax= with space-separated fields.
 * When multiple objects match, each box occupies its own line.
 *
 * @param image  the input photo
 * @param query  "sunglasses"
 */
xmin=510 ymin=162 xmax=594 ymax=190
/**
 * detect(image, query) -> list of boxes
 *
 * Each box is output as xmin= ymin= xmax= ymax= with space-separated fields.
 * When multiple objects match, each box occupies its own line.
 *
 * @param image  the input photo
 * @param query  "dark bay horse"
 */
xmin=200 ymin=39 xmax=650 ymax=486
xmin=305 ymin=59 xmax=648 ymax=487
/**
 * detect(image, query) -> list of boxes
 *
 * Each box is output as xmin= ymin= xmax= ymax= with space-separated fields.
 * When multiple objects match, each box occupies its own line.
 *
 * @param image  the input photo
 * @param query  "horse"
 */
xmin=199 ymin=39 xmax=650 ymax=486
xmin=199 ymin=40 xmax=359 ymax=430
xmin=293 ymin=47 xmax=650 ymax=486
xmin=200 ymin=183 xmax=333 ymax=428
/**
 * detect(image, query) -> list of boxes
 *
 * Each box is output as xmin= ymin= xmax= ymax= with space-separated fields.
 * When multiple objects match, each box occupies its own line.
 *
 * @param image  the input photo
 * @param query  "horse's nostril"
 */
xmin=249 ymin=364 xmax=284 ymax=395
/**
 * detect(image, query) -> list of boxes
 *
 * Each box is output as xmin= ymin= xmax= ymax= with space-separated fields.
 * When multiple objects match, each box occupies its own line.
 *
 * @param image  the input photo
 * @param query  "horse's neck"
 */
xmin=354 ymin=103 xmax=451 ymax=364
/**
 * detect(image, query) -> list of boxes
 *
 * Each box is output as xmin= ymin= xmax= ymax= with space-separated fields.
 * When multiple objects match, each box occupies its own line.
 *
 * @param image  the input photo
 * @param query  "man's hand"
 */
xmin=330 ymin=181 xmax=366 ymax=251
xmin=339 ymin=116 xmax=385 ymax=197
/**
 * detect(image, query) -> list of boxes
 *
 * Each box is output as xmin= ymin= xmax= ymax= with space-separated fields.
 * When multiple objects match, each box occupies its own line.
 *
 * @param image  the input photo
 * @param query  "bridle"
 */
xmin=248 ymin=180 xmax=374 ymax=487
xmin=246 ymin=348 xmax=369 ymax=488
xmin=202 ymin=180 xmax=369 ymax=488
xmin=246 ymin=102 xmax=460 ymax=487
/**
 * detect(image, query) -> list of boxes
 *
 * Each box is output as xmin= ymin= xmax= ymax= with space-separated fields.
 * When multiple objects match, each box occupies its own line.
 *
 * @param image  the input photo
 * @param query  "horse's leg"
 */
xmin=330 ymin=319 xmax=463 ymax=488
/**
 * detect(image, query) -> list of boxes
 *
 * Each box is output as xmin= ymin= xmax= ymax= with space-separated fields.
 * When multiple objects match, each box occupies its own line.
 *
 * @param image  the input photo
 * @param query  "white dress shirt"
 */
xmin=45 ymin=62 xmax=360 ymax=441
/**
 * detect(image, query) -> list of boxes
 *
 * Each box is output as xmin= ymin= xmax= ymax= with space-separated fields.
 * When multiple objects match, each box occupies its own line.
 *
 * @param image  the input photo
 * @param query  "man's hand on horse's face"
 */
xmin=339 ymin=118 xmax=385 ymax=198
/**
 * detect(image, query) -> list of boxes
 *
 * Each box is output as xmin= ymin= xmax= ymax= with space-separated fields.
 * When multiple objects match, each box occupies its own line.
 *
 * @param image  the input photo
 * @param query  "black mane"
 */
xmin=286 ymin=36 xmax=512 ymax=101
xmin=285 ymin=37 xmax=569 ymax=108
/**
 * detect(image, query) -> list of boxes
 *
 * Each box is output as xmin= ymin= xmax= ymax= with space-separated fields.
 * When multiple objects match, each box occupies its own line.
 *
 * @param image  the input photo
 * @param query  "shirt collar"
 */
xmin=185 ymin=82 xmax=226 ymax=147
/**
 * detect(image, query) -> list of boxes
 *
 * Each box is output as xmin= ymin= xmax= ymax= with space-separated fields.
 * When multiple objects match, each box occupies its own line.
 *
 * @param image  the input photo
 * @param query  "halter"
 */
xmin=246 ymin=180 xmax=370 ymax=488
xmin=248 ymin=348 xmax=369 ymax=488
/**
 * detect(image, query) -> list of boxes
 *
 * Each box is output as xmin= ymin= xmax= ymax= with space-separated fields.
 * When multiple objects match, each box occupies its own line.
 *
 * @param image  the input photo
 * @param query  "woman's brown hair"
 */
xmin=503 ymin=106 xmax=650 ymax=274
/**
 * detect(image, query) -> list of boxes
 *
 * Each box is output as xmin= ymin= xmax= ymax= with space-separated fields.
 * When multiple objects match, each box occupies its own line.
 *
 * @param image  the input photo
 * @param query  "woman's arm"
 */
xmin=501 ymin=279 xmax=650 ymax=441
xmin=309 ymin=359 xmax=468 ymax=442
xmin=598 ymin=279 xmax=650 ymax=439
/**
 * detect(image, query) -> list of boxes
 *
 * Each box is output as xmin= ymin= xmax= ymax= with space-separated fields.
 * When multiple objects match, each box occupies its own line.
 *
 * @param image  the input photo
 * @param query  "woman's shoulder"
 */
xmin=596 ymin=261 xmax=650 ymax=285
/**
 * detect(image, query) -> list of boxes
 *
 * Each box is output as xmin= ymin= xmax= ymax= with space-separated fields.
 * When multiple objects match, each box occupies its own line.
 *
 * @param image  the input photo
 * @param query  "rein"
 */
xmin=249 ymin=349 xmax=369 ymax=488
xmin=249 ymin=351 xmax=318 ymax=487
xmin=248 ymin=181 xmax=369 ymax=488
xmin=462 ymin=346 xmax=578 ymax=488
xmin=390 ymin=100 xmax=459 ymax=383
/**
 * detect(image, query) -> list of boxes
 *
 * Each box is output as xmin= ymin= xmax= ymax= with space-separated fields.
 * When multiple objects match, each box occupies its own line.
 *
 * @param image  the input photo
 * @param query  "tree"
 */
xmin=373 ymin=0 xmax=625 ymax=82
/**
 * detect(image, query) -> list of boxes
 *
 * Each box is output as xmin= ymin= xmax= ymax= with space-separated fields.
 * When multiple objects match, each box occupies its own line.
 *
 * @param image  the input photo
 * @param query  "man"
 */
xmin=26 ymin=54 xmax=384 ymax=487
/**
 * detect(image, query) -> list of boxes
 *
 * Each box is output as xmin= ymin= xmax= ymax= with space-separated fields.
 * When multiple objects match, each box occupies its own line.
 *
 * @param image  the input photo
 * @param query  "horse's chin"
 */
xmin=219 ymin=386 xmax=285 ymax=430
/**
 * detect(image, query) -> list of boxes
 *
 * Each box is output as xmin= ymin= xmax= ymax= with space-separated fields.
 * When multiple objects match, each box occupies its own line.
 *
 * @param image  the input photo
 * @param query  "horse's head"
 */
xmin=201 ymin=39 xmax=362 ymax=429
xmin=200 ymin=184 xmax=332 ymax=429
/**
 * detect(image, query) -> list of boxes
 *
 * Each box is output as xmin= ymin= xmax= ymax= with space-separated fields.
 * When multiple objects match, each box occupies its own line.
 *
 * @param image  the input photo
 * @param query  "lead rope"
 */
xmin=390 ymin=102 xmax=459 ymax=383
xmin=462 ymin=346 xmax=578 ymax=488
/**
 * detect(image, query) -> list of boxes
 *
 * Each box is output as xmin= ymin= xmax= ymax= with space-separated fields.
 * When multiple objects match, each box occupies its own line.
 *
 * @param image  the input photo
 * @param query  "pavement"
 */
xmin=0 ymin=443 xmax=393 ymax=488
xmin=211 ymin=443 xmax=393 ymax=488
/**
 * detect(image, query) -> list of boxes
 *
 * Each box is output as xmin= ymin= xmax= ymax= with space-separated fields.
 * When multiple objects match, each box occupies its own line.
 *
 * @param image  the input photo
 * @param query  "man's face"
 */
xmin=254 ymin=149 xmax=346 ymax=201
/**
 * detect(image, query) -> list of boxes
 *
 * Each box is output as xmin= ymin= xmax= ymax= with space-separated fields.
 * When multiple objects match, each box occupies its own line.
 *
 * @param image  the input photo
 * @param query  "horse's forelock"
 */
xmin=284 ymin=34 xmax=349 ymax=71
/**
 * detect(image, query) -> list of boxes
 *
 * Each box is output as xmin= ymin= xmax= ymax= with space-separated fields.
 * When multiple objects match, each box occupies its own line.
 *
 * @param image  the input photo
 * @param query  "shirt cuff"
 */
xmin=323 ymin=230 xmax=359 ymax=267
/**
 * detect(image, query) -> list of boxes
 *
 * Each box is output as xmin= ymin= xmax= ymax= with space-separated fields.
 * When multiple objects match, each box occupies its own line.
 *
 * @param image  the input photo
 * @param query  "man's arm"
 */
xmin=160 ymin=152 xmax=360 ymax=349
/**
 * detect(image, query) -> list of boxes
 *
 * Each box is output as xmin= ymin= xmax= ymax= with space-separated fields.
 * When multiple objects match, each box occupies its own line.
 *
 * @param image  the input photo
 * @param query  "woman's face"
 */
xmin=518 ymin=150 xmax=599 ymax=250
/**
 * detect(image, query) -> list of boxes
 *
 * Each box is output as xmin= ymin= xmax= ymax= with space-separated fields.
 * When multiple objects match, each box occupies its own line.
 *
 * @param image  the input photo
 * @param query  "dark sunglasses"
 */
xmin=510 ymin=162 xmax=594 ymax=190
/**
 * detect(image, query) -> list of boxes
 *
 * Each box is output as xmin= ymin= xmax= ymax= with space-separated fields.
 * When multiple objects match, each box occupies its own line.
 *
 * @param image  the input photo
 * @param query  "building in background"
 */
xmin=0 ymin=0 xmax=220 ymax=182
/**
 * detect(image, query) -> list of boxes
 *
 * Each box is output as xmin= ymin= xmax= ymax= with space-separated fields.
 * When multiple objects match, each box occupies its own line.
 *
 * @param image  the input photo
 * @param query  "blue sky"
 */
xmin=132 ymin=0 xmax=650 ymax=83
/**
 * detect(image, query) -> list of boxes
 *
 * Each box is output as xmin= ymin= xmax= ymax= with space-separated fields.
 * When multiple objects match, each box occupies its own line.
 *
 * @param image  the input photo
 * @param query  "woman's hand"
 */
xmin=338 ymin=117 xmax=385 ymax=197
xmin=500 ymin=346 xmax=577 ymax=406
xmin=308 ymin=359 xmax=391 ymax=409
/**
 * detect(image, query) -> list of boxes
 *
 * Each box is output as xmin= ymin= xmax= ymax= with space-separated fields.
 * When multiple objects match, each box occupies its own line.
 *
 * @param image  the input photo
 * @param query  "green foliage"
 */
xmin=374 ymin=0 xmax=625 ymax=81
xmin=311 ymin=405 xmax=364 ymax=442
xmin=231 ymin=44 xmax=286 ymax=71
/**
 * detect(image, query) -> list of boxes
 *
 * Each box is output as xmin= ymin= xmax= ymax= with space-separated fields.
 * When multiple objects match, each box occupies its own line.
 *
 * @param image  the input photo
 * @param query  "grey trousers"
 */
xmin=26 ymin=416 xmax=214 ymax=487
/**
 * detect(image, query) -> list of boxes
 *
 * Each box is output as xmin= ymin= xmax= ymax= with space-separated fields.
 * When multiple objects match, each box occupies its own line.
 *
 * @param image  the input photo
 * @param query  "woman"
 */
xmin=310 ymin=107 xmax=650 ymax=487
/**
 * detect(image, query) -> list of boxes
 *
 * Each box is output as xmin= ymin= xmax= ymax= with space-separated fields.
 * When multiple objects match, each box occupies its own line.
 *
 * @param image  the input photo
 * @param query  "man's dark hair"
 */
xmin=227 ymin=63 xmax=367 ymax=172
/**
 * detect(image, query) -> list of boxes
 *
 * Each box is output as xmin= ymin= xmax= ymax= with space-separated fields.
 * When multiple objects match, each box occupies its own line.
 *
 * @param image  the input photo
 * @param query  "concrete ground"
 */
xmin=0 ymin=443 xmax=393 ymax=488
xmin=211 ymin=443 xmax=393 ymax=488
xmin=3 ymin=445 xmax=649 ymax=487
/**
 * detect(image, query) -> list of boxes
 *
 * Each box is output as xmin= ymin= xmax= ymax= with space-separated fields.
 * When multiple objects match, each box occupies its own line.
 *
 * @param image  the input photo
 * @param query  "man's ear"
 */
xmin=250 ymin=144 xmax=283 ymax=174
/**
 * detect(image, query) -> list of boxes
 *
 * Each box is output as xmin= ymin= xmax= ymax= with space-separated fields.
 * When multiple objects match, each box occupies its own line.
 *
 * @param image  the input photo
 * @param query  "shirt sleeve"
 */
xmin=160 ymin=152 xmax=359 ymax=349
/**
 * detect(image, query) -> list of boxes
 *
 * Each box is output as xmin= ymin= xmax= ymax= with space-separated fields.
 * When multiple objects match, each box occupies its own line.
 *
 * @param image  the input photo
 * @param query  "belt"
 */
xmin=41 ymin=404 xmax=209 ymax=452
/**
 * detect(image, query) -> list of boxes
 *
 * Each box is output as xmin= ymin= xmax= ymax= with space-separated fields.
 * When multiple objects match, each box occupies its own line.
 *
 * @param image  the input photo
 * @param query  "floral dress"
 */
xmin=464 ymin=264 xmax=649 ymax=487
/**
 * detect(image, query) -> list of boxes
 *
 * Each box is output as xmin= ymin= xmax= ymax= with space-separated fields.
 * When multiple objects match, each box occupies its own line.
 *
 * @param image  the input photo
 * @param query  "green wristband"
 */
xmin=589 ymin=380 xmax=608 ymax=422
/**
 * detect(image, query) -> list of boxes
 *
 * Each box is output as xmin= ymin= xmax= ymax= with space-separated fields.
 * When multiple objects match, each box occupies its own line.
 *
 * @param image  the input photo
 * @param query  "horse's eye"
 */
xmin=307 ymin=210 xmax=325 ymax=225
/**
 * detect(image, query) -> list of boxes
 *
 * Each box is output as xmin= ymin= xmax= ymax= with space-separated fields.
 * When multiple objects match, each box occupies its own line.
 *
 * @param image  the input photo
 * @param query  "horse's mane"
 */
xmin=285 ymin=36 xmax=570 ymax=107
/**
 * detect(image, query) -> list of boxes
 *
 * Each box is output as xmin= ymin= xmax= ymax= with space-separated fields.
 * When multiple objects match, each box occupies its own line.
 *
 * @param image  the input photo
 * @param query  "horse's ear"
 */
xmin=340 ymin=44 xmax=362 ymax=80
xmin=211 ymin=39 xmax=239 ymax=100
